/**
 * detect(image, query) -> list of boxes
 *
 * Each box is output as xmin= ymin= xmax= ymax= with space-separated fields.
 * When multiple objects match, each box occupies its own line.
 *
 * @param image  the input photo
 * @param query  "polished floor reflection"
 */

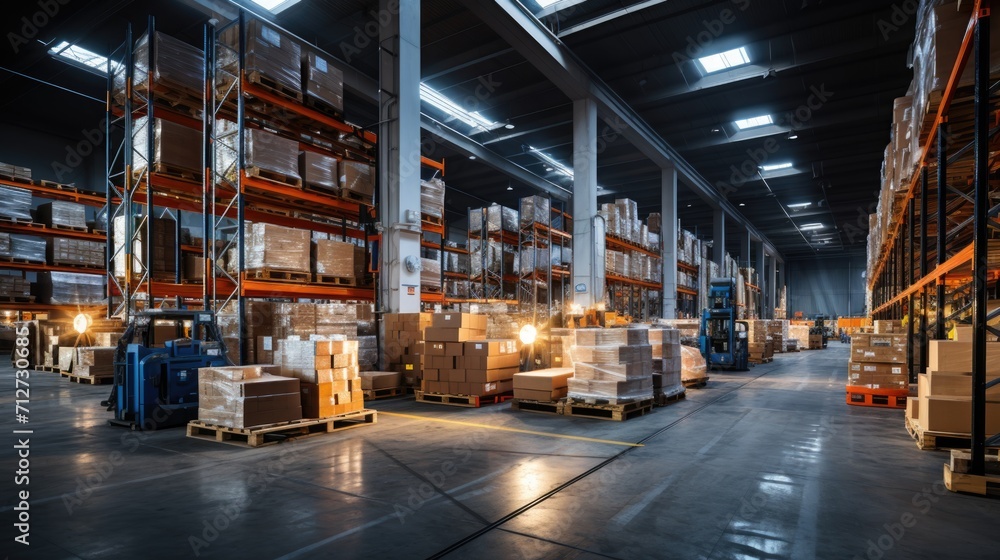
xmin=1 ymin=342 xmax=996 ymax=559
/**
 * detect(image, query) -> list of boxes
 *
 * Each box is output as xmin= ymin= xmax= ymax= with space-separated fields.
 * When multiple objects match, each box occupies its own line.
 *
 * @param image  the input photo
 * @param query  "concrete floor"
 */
xmin=2 ymin=341 xmax=998 ymax=559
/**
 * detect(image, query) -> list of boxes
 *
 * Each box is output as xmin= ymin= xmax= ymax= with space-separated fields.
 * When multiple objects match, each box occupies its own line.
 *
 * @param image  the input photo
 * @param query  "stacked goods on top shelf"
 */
xmin=313 ymin=238 xmax=363 ymax=283
xmin=223 ymin=19 xmax=302 ymax=96
xmin=129 ymin=31 xmax=204 ymax=104
xmin=275 ymin=337 xmax=364 ymax=417
xmin=218 ymin=122 xmax=302 ymax=186
xmin=299 ymin=150 xmax=339 ymax=193
xmin=35 ymin=272 xmax=105 ymax=305
xmin=133 ymin=117 xmax=202 ymax=178
xmin=568 ymin=327 xmax=654 ymax=404
xmin=0 ymin=162 xmax=31 ymax=182
xmin=649 ymin=328 xmax=685 ymax=398
xmin=513 ymin=368 xmax=574 ymax=402
xmin=383 ymin=312 xmax=431 ymax=387
xmin=302 ymin=50 xmax=344 ymax=114
xmin=847 ymin=333 xmax=907 ymax=391
xmin=909 ymin=330 xmax=1000 ymax=434
xmin=0 ymin=234 xmax=46 ymax=263
xmin=421 ymin=251 xmax=442 ymax=292
xmin=421 ymin=178 xmax=445 ymax=220
xmin=198 ymin=365 xmax=302 ymax=429
xmin=36 ymin=202 xmax=87 ymax=230
xmin=0 ymin=185 xmax=32 ymax=222
xmin=520 ymin=195 xmax=550 ymax=227
xmin=111 ymin=216 xmax=177 ymax=279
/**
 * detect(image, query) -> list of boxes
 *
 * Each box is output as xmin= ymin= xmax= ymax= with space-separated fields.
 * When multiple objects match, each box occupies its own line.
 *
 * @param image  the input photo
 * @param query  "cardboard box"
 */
xmin=928 ymin=340 xmax=1000 ymax=374
xmin=423 ymin=368 xmax=440 ymax=381
xmin=301 ymin=381 xmax=337 ymax=418
xmin=445 ymin=342 xmax=465 ymax=357
xmin=848 ymin=361 xmax=905 ymax=376
xmin=431 ymin=313 xmax=488 ymax=330
xmin=424 ymin=327 xmax=486 ymax=342
xmin=462 ymin=353 xmax=520 ymax=371
xmin=445 ymin=369 xmax=466 ymax=383
xmin=906 ymin=396 xmax=919 ymax=423
xmin=452 ymin=379 xmax=514 ymax=397
xmin=919 ymin=396 xmax=1000 ymax=434
xmin=514 ymin=368 xmax=577 ymax=391
xmin=426 ymin=342 xmax=447 ymax=356
xmin=360 ymin=371 xmax=400 ymax=390
xmin=464 ymin=366 xmax=519 ymax=384
xmin=428 ymin=355 xmax=455 ymax=370
xmin=514 ymin=387 xmax=568 ymax=401
xmin=463 ymin=339 xmax=517 ymax=356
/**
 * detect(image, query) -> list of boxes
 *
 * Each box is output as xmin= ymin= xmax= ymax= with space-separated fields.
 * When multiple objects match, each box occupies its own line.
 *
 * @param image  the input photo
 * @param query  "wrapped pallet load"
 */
xmin=421 ymin=178 xmax=446 ymax=220
xmin=245 ymin=223 xmax=310 ymax=273
xmin=0 ymin=185 xmax=32 ymax=222
xmin=274 ymin=337 xmax=364 ymax=418
xmin=132 ymin=116 xmax=202 ymax=177
xmin=133 ymin=31 xmax=204 ymax=99
xmin=568 ymin=327 xmax=654 ymax=404
xmin=303 ymin=50 xmax=344 ymax=113
xmin=221 ymin=19 xmax=301 ymax=95
xmin=339 ymin=160 xmax=374 ymax=202
xmin=649 ymin=328 xmax=685 ymax=399
xmin=299 ymin=150 xmax=339 ymax=193
xmin=198 ymin=365 xmax=302 ymax=428
xmin=35 ymin=201 xmax=87 ymax=230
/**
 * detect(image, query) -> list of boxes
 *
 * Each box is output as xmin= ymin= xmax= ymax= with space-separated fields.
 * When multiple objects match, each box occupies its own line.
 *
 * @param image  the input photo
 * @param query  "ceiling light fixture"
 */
xmin=504 ymin=122 xmax=515 ymax=130
xmin=420 ymin=83 xmax=501 ymax=134
xmin=49 ymin=41 xmax=119 ymax=75
xmin=248 ymin=0 xmax=301 ymax=13
xmin=698 ymin=47 xmax=750 ymax=74
xmin=506 ymin=185 xmax=513 ymax=191
xmin=788 ymin=132 xmax=799 ymax=140
xmin=788 ymin=202 xmax=812 ymax=209
xmin=536 ymin=0 xmax=560 ymax=7
xmin=734 ymin=115 xmax=773 ymax=130
xmin=739 ymin=203 xmax=745 ymax=207
xmin=760 ymin=162 xmax=793 ymax=172
xmin=468 ymin=155 xmax=476 ymax=160
xmin=800 ymin=223 xmax=824 ymax=231
xmin=529 ymin=146 xmax=574 ymax=178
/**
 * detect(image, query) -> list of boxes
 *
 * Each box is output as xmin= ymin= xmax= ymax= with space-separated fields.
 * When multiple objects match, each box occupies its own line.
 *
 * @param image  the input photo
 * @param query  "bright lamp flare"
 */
xmin=519 ymin=324 xmax=538 ymax=345
xmin=73 ymin=314 xmax=92 ymax=334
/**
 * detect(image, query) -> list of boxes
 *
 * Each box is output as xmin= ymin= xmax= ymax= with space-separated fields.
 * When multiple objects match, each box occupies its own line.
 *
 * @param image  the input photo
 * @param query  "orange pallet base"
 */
xmin=845 ymin=386 xmax=909 ymax=409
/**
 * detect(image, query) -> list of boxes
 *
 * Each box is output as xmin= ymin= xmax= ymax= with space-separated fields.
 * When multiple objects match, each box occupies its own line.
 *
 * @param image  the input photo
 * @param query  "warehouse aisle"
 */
xmin=2 ymin=345 xmax=998 ymax=559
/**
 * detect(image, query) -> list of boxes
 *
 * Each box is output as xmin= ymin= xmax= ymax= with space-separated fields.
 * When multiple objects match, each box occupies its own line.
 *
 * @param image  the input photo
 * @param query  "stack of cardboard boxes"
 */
xmin=72 ymin=347 xmax=116 ymax=380
xmin=198 ymin=365 xmax=302 ymax=429
xmin=422 ymin=314 xmax=518 ymax=397
xmin=568 ymin=327 xmax=654 ymax=403
xmin=382 ymin=312 xmax=432 ymax=387
xmin=274 ymin=337 xmax=365 ymax=418
xmin=768 ymin=320 xmax=788 ymax=353
xmin=847 ymin=332 xmax=908 ymax=391
xmin=907 ymin=328 xmax=1000 ymax=434
xmin=747 ymin=320 xmax=772 ymax=362
xmin=513 ymin=368 xmax=574 ymax=402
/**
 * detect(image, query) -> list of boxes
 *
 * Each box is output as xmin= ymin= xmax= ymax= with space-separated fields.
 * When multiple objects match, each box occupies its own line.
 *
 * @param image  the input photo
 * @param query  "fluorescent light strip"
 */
xmin=529 ymin=146 xmax=574 ymax=178
xmin=248 ymin=0 xmax=301 ymax=13
xmin=420 ymin=83 xmax=499 ymax=132
xmin=787 ymin=202 xmax=812 ymax=209
xmin=49 ymin=41 xmax=119 ymax=74
xmin=698 ymin=47 xmax=750 ymax=74
xmin=536 ymin=0 xmax=561 ymax=6
xmin=760 ymin=162 xmax=793 ymax=172
xmin=734 ymin=115 xmax=773 ymax=130
xmin=800 ymin=223 xmax=824 ymax=231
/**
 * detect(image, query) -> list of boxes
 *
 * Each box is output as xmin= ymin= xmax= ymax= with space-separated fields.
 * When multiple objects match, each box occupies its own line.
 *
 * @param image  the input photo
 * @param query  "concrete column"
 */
xmin=739 ymin=229 xmax=751 ymax=270
xmin=661 ymin=167 xmax=678 ymax=318
xmin=768 ymin=255 xmax=777 ymax=320
xmin=713 ymin=208 xmax=726 ymax=271
xmin=756 ymin=241 xmax=766 ymax=315
xmin=378 ymin=0 xmax=422 ymax=313
xmin=572 ymin=98 xmax=602 ymax=309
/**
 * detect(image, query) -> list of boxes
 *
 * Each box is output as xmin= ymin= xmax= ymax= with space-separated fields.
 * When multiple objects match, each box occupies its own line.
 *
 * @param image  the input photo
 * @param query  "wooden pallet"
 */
xmin=683 ymin=377 xmax=709 ymax=388
xmin=246 ymin=70 xmax=304 ymax=103
xmin=510 ymin=398 xmax=563 ymax=416
xmin=186 ymin=409 xmax=377 ymax=448
xmin=304 ymin=94 xmax=344 ymax=120
xmin=846 ymin=387 xmax=908 ymax=409
xmin=338 ymin=188 xmax=372 ymax=205
xmin=313 ymin=274 xmax=356 ymax=286
xmin=92 ymin=229 xmax=107 ymax=236
xmin=145 ymin=162 xmax=201 ymax=183
xmin=905 ymin=416 xmax=974 ymax=451
xmin=421 ymin=213 xmax=444 ymax=227
xmin=0 ymin=216 xmax=35 ymax=226
xmin=362 ymin=387 xmax=403 ymax=400
xmin=38 ymin=180 xmax=78 ymax=192
xmin=415 ymin=390 xmax=512 ymax=408
xmin=245 ymin=268 xmax=311 ymax=283
xmin=34 ymin=365 xmax=59 ymax=373
xmin=63 ymin=373 xmax=113 ymax=385
xmin=303 ymin=183 xmax=341 ymax=197
xmin=654 ymin=390 xmax=686 ymax=407
xmin=0 ymin=256 xmax=44 ymax=265
xmin=245 ymin=166 xmax=303 ymax=189
xmin=562 ymin=398 xmax=654 ymax=421
xmin=52 ymin=260 xmax=104 ymax=269
xmin=46 ymin=223 xmax=90 ymax=232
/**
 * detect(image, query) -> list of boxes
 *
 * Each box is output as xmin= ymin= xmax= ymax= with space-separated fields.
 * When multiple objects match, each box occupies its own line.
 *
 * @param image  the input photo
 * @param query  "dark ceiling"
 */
xmin=0 ymin=0 xmax=915 ymax=260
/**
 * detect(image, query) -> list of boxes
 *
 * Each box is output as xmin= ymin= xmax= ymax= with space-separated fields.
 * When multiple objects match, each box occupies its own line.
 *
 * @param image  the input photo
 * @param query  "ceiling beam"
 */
xmin=457 ymin=0 xmax=783 ymax=260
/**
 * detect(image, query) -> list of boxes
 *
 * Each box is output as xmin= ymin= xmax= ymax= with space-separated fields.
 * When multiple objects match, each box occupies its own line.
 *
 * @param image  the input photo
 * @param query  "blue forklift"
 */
xmin=699 ymin=278 xmax=750 ymax=371
xmin=101 ymin=310 xmax=229 ymax=430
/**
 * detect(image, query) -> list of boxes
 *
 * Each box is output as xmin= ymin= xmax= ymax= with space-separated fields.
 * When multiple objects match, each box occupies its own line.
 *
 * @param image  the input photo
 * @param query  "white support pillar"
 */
xmin=756 ymin=241 xmax=766 ymax=314
xmin=661 ymin=167 xmax=678 ymax=318
xmin=768 ymin=255 xmax=777 ymax=320
xmin=378 ymin=0 xmax=422 ymax=313
xmin=740 ymin=229 xmax=751 ymax=270
xmin=572 ymin=98 xmax=603 ymax=309
xmin=713 ymin=208 xmax=726 ymax=272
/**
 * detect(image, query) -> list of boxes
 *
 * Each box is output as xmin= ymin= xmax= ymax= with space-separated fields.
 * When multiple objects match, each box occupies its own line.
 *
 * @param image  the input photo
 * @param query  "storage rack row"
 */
xmin=867 ymin=1 xmax=998 ymax=478
xmin=605 ymin=234 xmax=662 ymax=321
